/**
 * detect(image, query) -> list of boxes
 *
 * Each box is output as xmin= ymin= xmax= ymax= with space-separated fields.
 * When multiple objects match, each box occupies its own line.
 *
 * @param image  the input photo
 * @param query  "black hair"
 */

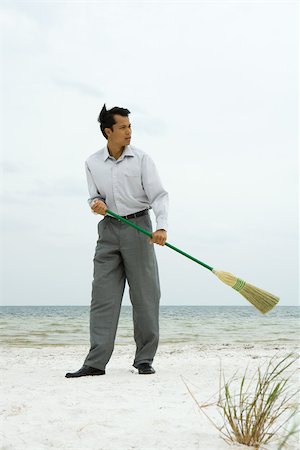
xmin=98 ymin=104 xmax=131 ymax=139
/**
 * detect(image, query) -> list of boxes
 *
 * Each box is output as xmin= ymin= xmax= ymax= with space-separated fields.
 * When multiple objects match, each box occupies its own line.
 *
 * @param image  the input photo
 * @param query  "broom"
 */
xmin=105 ymin=209 xmax=280 ymax=314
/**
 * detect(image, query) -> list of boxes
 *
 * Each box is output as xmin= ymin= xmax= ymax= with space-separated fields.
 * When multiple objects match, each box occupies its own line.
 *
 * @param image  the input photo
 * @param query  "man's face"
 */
xmin=105 ymin=114 xmax=132 ymax=147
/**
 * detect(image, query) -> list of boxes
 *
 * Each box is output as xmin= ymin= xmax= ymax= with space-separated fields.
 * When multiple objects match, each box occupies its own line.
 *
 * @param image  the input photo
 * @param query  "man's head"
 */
xmin=98 ymin=104 xmax=131 ymax=147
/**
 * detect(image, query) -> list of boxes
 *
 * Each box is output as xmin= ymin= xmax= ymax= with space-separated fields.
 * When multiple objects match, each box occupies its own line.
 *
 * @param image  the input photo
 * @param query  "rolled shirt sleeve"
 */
xmin=141 ymin=154 xmax=169 ymax=231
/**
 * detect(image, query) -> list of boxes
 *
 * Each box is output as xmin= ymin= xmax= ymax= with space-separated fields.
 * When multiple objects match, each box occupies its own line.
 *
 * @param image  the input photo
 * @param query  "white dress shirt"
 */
xmin=85 ymin=145 xmax=169 ymax=231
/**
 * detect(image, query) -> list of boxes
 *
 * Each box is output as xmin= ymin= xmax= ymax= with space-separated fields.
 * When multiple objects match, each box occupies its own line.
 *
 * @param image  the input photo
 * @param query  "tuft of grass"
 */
xmin=182 ymin=353 xmax=299 ymax=449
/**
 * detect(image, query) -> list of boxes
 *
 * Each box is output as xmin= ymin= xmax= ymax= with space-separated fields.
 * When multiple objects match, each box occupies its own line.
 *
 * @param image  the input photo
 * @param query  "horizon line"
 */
xmin=0 ymin=304 xmax=298 ymax=307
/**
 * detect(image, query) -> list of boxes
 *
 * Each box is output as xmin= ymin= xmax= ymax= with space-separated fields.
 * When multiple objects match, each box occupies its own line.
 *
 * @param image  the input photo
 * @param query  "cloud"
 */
xmin=52 ymin=77 xmax=104 ymax=98
xmin=0 ymin=177 xmax=86 ymax=205
xmin=134 ymin=115 xmax=168 ymax=136
xmin=27 ymin=178 xmax=85 ymax=198
xmin=0 ymin=161 xmax=31 ymax=174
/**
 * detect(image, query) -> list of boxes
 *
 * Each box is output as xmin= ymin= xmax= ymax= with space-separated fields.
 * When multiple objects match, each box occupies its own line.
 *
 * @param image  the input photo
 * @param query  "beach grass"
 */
xmin=183 ymin=353 xmax=299 ymax=449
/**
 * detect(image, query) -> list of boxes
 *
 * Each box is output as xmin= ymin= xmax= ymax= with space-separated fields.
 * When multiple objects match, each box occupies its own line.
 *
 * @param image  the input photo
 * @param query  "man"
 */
xmin=65 ymin=104 xmax=169 ymax=378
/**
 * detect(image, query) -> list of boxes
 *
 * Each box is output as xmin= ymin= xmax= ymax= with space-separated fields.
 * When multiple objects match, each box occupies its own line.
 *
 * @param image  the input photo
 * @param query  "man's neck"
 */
xmin=107 ymin=143 xmax=125 ymax=160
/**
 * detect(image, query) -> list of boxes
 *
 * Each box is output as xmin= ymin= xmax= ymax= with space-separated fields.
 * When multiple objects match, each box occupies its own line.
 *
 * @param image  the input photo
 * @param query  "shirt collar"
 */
xmin=103 ymin=145 xmax=134 ymax=161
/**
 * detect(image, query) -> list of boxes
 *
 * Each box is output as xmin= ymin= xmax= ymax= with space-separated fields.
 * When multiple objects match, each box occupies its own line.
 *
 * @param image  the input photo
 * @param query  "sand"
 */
xmin=1 ymin=343 xmax=299 ymax=450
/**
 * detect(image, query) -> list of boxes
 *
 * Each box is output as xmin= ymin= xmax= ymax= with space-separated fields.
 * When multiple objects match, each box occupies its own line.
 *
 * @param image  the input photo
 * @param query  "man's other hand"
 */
xmin=149 ymin=229 xmax=167 ymax=246
xmin=91 ymin=199 xmax=107 ymax=215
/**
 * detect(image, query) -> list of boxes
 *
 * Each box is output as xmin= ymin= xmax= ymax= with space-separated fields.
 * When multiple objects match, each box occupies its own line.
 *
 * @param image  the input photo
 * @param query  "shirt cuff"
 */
xmin=156 ymin=219 xmax=168 ymax=232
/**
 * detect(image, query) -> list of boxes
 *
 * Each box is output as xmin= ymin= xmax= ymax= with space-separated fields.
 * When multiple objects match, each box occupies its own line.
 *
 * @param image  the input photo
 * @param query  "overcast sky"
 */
xmin=0 ymin=0 xmax=298 ymax=307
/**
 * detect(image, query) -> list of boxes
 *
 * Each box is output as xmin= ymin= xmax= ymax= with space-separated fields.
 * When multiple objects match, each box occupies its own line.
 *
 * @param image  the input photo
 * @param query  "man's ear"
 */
xmin=104 ymin=127 xmax=112 ymax=138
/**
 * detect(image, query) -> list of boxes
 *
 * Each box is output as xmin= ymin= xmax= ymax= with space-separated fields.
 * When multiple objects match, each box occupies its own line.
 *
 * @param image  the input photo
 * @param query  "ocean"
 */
xmin=0 ymin=305 xmax=299 ymax=348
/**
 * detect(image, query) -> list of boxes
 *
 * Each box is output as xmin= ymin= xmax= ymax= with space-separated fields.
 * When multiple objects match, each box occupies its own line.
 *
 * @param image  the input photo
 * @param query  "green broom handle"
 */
xmin=106 ymin=209 xmax=214 ymax=272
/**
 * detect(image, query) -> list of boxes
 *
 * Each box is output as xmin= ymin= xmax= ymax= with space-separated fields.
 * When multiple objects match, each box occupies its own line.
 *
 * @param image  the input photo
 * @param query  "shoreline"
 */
xmin=1 ymin=341 xmax=299 ymax=350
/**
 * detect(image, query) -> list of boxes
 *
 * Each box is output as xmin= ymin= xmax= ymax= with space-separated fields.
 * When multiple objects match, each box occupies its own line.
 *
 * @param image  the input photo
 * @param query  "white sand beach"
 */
xmin=1 ymin=343 xmax=299 ymax=450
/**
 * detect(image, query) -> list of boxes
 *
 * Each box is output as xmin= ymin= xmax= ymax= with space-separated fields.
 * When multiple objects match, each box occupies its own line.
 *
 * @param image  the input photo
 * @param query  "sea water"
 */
xmin=0 ymin=305 xmax=299 ymax=348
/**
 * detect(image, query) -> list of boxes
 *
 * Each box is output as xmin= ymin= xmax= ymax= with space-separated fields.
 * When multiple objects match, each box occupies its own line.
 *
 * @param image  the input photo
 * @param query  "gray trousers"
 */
xmin=83 ymin=212 xmax=161 ymax=371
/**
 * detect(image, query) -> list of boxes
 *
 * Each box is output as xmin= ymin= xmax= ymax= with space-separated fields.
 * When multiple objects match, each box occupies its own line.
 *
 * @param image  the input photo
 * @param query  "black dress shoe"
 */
xmin=138 ymin=363 xmax=155 ymax=374
xmin=65 ymin=364 xmax=105 ymax=378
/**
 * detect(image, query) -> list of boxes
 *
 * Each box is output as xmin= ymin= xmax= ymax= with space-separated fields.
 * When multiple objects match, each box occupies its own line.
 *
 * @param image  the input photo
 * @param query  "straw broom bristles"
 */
xmin=212 ymin=270 xmax=279 ymax=314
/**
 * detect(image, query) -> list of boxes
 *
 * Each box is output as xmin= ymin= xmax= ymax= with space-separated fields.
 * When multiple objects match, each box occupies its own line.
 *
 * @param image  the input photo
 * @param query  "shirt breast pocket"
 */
xmin=124 ymin=172 xmax=143 ymax=196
